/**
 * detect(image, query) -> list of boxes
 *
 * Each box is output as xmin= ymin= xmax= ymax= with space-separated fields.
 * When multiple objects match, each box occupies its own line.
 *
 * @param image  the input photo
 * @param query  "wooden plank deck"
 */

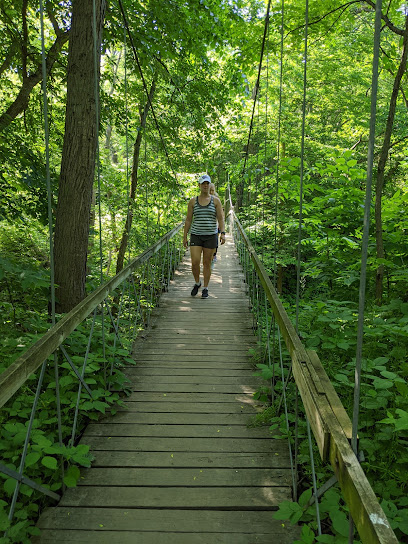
xmin=36 ymin=239 xmax=299 ymax=543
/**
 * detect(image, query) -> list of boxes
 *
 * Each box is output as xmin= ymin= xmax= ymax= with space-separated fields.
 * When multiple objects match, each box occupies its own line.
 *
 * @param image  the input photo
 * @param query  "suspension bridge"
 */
xmin=33 ymin=237 xmax=300 ymax=543
xmin=0 ymin=208 xmax=399 ymax=543
xmin=1 ymin=0 xmax=404 ymax=541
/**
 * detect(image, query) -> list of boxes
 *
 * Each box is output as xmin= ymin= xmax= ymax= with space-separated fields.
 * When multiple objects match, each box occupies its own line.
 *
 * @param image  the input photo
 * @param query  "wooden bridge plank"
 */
xmin=129 ymin=383 xmax=258 ymax=393
xmin=77 ymin=467 xmax=292 ymax=487
xmin=131 ymin=356 xmax=254 ymax=364
xmin=137 ymin=336 xmax=255 ymax=345
xmin=37 ymin=507 xmax=299 ymax=536
xmin=35 ymin=529 xmax=295 ymax=544
xmin=83 ymin=423 xmax=270 ymax=438
xmin=116 ymin=401 xmax=263 ymax=413
xmin=59 ymin=485 xmax=292 ymax=508
xmin=124 ymin=392 xmax=261 ymax=403
xmin=128 ymin=375 xmax=259 ymax=384
xmin=141 ymin=329 xmax=255 ymax=336
xmin=125 ymin=367 xmax=256 ymax=376
xmin=91 ymin=450 xmax=291 ymax=468
xmin=135 ymin=347 xmax=253 ymax=355
xmin=81 ymin=436 xmax=283 ymax=453
xmin=101 ymin=412 xmax=259 ymax=424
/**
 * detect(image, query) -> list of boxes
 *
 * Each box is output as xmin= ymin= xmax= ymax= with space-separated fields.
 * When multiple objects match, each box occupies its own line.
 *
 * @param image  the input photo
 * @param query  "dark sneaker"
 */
xmin=201 ymin=288 xmax=209 ymax=298
xmin=191 ymin=282 xmax=201 ymax=296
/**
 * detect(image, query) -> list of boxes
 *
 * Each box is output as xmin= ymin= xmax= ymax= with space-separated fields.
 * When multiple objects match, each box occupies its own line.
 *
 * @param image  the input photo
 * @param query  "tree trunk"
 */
xmin=115 ymin=79 xmax=156 ymax=275
xmin=236 ymin=180 xmax=244 ymax=211
xmin=375 ymin=14 xmax=408 ymax=304
xmin=54 ymin=0 xmax=106 ymax=313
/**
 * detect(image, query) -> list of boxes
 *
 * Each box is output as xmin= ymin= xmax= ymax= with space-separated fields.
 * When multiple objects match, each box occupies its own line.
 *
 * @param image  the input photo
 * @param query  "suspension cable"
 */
xmin=242 ymin=0 xmax=272 ymax=176
xmin=39 ymin=0 xmax=63 ymax=475
xmin=92 ymin=0 xmax=106 ymax=382
xmin=92 ymin=0 xmax=104 ymax=283
xmin=261 ymin=21 xmax=270 ymax=264
xmin=294 ymin=0 xmax=323 ymax=524
xmin=124 ymin=28 xmax=131 ymax=265
xmin=273 ymin=0 xmax=285 ymax=290
xmin=295 ymin=0 xmax=309 ymax=334
xmin=117 ymin=0 xmax=178 ymax=183
xmin=352 ymin=0 xmax=382 ymax=457
xmin=145 ymin=124 xmax=149 ymax=246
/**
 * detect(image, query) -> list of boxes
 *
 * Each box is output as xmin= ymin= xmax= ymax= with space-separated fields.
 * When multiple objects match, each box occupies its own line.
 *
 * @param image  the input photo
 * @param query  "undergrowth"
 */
xmin=250 ymin=298 xmax=408 ymax=543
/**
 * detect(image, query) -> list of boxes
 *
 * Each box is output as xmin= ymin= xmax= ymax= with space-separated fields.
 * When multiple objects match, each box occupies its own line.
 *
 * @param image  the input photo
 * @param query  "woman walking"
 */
xmin=183 ymin=174 xmax=225 ymax=298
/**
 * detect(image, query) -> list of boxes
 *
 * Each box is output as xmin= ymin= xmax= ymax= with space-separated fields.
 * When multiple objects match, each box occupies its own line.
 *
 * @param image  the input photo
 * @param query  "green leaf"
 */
xmin=273 ymin=500 xmax=302 ymax=522
xmin=294 ymin=524 xmax=315 ymax=544
xmin=63 ymin=465 xmax=80 ymax=488
xmin=381 ymin=409 xmax=408 ymax=431
xmin=331 ymin=510 xmax=349 ymax=537
xmin=298 ymin=488 xmax=313 ymax=508
xmin=32 ymin=435 xmax=52 ymax=448
xmin=317 ymin=536 xmax=336 ymax=543
xmin=24 ymin=452 xmax=41 ymax=467
xmin=372 ymin=378 xmax=393 ymax=390
xmin=59 ymin=375 xmax=75 ymax=388
xmin=92 ymin=401 xmax=109 ymax=413
xmin=337 ymin=341 xmax=350 ymax=350
xmin=41 ymin=456 xmax=58 ymax=470
xmin=0 ymin=509 xmax=11 ymax=531
xmin=3 ymin=478 xmax=17 ymax=495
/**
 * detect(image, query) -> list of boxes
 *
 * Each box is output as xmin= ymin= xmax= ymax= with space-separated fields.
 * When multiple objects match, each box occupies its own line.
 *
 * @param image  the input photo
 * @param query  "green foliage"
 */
xmin=1 ymin=0 xmax=408 ymax=541
xmin=0 ymin=222 xmax=183 ymax=540
xmin=274 ymin=487 xmax=366 ymax=543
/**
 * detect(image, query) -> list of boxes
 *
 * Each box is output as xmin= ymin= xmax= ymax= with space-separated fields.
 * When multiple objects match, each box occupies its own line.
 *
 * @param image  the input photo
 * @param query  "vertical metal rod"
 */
xmin=307 ymin=419 xmax=322 ymax=535
xmin=257 ymin=279 xmax=261 ymax=346
xmin=264 ymin=292 xmax=275 ymax=404
xmin=293 ymin=388 xmax=299 ymax=501
xmin=131 ymin=270 xmax=145 ymax=341
xmin=8 ymin=360 xmax=48 ymax=522
xmin=167 ymin=240 xmax=173 ymax=291
xmin=278 ymin=328 xmax=296 ymax=495
xmin=70 ymin=309 xmax=97 ymax=446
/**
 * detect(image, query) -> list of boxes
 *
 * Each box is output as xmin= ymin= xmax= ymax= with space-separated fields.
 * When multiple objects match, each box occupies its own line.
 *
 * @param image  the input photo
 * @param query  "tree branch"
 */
xmin=284 ymin=1 xmax=362 ymax=38
xmin=389 ymin=134 xmax=408 ymax=149
xmin=283 ymin=0 xmax=404 ymax=42
xmin=0 ymin=28 xmax=70 ymax=132
xmin=46 ymin=4 xmax=64 ymax=37
xmin=399 ymin=85 xmax=408 ymax=108
xmin=362 ymin=0 xmax=404 ymax=35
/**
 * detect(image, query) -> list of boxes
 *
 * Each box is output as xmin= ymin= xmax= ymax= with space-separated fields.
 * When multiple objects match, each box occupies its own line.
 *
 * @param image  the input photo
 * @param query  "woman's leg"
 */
xmin=202 ymin=247 xmax=214 ymax=287
xmin=190 ymin=245 xmax=203 ymax=283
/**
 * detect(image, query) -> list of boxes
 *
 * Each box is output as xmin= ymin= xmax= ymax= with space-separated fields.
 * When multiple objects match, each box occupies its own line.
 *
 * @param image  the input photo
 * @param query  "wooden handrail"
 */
xmin=0 ymin=223 xmax=183 ymax=409
xmin=229 ymin=209 xmax=398 ymax=544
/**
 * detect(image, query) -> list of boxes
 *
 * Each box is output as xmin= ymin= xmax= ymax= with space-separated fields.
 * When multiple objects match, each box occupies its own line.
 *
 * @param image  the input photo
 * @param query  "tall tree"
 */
xmin=115 ymin=79 xmax=156 ymax=274
xmin=53 ymin=0 xmax=106 ymax=312
xmin=374 ymin=13 xmax=408 ymax=303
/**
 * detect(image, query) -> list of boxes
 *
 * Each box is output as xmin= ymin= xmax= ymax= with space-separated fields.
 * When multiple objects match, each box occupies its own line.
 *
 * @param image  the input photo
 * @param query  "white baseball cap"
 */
xmin=198 ymin=174 xmax=211 ymax=184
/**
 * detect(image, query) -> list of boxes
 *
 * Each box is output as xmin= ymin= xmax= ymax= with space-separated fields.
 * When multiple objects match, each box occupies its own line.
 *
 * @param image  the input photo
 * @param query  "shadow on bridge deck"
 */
xmin=35 ymin=239 xmax=300 ymax=543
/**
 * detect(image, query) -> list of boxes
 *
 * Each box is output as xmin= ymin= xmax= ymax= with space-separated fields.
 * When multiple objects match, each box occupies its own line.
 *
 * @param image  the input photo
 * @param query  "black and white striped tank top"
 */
xmin=191 ymin=196 xmax=218 ymax=235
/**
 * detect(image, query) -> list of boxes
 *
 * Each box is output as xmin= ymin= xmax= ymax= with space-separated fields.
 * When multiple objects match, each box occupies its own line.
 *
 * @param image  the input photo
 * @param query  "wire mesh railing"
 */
xmin=225 ymin=189 xmax=398 ymax=544
xmin=0 ymin=223 xmax=184 ymax=539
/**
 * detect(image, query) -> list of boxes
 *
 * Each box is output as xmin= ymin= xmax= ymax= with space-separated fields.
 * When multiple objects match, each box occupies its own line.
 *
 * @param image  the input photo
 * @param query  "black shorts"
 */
xmin=190 ymin=233 xmax=218 ymax=249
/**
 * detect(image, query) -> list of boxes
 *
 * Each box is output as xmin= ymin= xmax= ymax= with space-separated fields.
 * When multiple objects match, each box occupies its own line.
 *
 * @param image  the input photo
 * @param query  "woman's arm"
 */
xmin=183 ymin=198 xmax=194 ymax=248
